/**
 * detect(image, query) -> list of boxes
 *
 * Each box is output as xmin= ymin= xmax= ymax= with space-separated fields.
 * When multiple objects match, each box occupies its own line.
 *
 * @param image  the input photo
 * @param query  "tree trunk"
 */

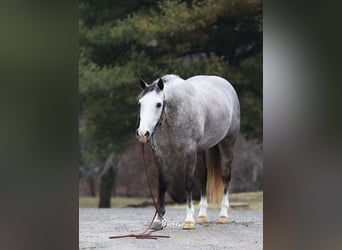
xmin=98 ymin=166 xmax=115 ymax=208
xmin=98 ymin=153 xmax=118 ymax=208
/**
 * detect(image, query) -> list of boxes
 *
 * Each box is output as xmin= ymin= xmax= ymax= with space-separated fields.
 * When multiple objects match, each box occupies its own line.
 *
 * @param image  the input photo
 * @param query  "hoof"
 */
xmin=149 ymin=221 xmax=163 ymax=231
xmin=197 ymin=216 xmax=208 ymax=224
xmin=217 ymin=216 xmax=229 ymax=224
xmin=182 ymin=221 xmax=195 ymax=230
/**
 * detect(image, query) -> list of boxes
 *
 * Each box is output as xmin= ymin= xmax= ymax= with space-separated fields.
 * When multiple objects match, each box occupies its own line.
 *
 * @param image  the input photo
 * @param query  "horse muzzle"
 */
xmin=136 ymin=130 xmax=151 ymax=143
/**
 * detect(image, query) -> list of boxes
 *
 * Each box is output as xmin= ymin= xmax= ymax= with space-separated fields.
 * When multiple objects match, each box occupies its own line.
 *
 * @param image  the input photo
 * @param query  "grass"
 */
xmin=79 ymin=191 xmax=263 ymax=210
xmin=229 ymin=191 xmax=263 ymax=210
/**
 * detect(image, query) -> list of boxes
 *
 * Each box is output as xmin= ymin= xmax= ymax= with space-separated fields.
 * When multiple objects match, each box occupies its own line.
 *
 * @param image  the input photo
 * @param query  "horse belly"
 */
xmin=198 ymin=90 xmax=234 ymax=149
xmin=197 ymin=115 xmax=230 ymax=150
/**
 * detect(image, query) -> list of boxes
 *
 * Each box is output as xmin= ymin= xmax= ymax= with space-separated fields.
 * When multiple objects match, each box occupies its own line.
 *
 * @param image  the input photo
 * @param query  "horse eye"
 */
xmin=156 ymin=102 xmax=162 ymax=108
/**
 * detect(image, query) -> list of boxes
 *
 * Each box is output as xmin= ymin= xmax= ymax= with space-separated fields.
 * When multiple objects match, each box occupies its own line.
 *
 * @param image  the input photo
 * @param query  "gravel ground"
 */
xmin=79 ymin=207 xmax=263 ymax=250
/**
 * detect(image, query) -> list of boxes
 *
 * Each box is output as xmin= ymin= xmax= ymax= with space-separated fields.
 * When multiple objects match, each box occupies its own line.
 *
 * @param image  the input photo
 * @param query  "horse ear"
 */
xmin=139 ymin=78 xmax=148 ymax=89
xmin=157 ymin=78 xmax=164 ymax=90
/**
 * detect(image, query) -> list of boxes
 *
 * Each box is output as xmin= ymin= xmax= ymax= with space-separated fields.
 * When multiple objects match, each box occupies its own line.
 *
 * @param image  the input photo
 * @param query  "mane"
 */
xmin=160 ymin=74 xmax=182 ymax=83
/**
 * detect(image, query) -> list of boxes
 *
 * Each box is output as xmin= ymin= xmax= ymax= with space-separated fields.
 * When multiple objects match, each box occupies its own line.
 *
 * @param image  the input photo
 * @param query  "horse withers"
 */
xmin=136 ymin=74 xmax=240 ymax=230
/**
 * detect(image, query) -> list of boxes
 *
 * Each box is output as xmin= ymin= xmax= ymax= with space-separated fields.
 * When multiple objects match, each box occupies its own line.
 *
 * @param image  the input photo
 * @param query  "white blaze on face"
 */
xmin=137 ymin=90 xmax=163 ymax=142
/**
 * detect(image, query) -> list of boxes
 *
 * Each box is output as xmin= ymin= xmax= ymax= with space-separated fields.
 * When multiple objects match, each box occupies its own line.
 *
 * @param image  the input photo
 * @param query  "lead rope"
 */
xmin=109 ymin=143 xmax=170 ymax=240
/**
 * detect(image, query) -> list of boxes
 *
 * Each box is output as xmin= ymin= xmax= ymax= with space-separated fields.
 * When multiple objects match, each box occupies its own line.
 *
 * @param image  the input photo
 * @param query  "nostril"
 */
xmin=136 ymin=130 xmax=139 ymax=137
xmin=145 ymin=131 xmax=150 ymax=137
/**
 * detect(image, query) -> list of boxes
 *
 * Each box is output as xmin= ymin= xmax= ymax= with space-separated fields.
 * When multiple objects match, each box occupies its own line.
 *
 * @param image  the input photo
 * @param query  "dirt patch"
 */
xmin=79 ymin=207 xmax=262 ymax=249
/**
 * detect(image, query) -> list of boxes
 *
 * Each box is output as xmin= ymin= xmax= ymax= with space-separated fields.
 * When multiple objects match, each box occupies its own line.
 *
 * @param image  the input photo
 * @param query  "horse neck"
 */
xmin=154 ymin=84 xmax=197 ymax=148
xmin=163 ymin=84 xmax=193 ymax=124
xmin=166 ymin=81 xmax=186 ymax=102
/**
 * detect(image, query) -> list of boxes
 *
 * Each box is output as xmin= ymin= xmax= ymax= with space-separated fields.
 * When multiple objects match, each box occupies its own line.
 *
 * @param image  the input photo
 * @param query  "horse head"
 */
xmin=136 ymin=78 xmax=165 ymax=143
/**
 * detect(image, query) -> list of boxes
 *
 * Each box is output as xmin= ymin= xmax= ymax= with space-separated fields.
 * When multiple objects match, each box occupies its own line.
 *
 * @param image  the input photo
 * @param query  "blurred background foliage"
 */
xmin=79 ymin=0 xmax=262 ymax=205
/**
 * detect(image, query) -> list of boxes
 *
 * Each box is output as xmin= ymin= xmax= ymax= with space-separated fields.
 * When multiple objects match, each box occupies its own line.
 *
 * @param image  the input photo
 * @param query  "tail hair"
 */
xmin=206 ymin=145 xmax=223 ymax=204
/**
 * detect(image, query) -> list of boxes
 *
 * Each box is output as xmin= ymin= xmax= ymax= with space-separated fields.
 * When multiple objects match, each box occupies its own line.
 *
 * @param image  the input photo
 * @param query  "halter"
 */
xmin=151 ymin=93 xmax=166 ymax=137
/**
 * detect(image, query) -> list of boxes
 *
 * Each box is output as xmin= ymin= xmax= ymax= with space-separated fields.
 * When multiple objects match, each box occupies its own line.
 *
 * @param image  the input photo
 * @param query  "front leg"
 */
xmin=182 ymin=150 xmax=197 ymax=230
xmin=149 ymin=154 xmax=168 ymax=231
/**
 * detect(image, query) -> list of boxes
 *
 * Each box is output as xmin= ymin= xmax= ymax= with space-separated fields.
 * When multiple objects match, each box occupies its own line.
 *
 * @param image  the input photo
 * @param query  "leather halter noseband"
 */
xmin=152 ymin=98 xmax=166 ymax=136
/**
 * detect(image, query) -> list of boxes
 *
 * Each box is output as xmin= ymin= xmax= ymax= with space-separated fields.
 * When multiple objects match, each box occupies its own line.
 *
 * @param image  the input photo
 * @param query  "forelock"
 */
xmin=138 ymin=82 xmax=160 ymax=99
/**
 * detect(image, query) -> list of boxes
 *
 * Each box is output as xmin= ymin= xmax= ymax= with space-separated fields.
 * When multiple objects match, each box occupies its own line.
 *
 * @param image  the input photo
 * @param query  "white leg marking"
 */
xmin=219 ymin=192 xmax=229 ymax=217
xmin=197 ymin=196 xmax=208 ymax=224
xmin=153 ymin=215 xmax=162 ymax=223
xmin=218 ymin=191 xmax=230 ymax=223
xmin=183 ymin=202 xmax=195 ymax=229
xmin=198 ymin=196 xmax=208 ymax=217
xmin=198 ymin=196 xmax=208 ymax=218
xmin=149 ymin=215 xmax=163 ymax=230
xmin=185 ymin=203 xmax=195 ymax=222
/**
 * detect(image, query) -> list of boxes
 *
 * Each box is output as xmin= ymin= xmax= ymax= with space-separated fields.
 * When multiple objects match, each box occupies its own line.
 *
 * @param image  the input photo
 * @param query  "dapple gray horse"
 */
xmin=136 ymin=74 xmax=240 ymax=230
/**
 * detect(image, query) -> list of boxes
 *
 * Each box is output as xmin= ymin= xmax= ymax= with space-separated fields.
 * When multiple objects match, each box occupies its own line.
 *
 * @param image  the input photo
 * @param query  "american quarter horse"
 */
xmin=136 ymin=74 xmax=240 ymax=230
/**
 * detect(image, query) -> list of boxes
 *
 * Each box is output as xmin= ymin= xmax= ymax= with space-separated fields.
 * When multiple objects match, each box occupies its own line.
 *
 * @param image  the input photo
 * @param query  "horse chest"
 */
xmin=153 ymin=129 xmax=192 ymax=156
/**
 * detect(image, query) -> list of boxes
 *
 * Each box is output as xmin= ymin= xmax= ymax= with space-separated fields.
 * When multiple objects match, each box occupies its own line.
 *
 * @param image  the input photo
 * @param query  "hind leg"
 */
xmin=196 ymin=151 xmax=208 ymax=224
xmin=182 ymin=150 xmax=197 ymax=230
xmin=217 ymin=135 xmax=237 ymax=223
